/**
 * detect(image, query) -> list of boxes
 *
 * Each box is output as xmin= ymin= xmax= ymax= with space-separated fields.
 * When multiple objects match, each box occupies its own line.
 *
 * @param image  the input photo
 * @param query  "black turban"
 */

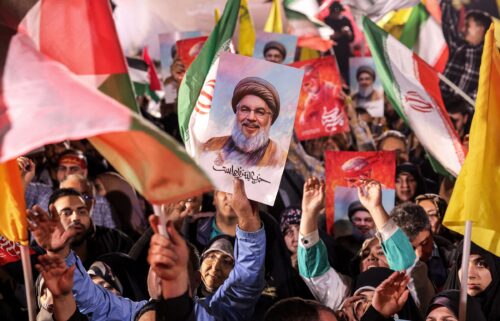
xmin=231 ymin=77 xmax=280 ymax=124
xmin=263 ymin=41 xmax=287 ymax=59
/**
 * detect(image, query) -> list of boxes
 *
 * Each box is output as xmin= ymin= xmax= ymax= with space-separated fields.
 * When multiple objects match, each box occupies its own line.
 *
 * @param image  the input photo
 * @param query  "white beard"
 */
xmin=357 ymin=85 xmax=374 ymax=98
xmin=231 ymin=120 xmax=270 ymax=153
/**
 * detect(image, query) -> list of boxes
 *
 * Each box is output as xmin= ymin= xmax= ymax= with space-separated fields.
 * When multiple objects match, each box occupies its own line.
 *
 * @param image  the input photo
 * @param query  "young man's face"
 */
xmin=200 ymin=251 xmax=234 ymax=292
xmin=236 ymin=95 xmax=273 ymax=138
xmin=449 ymin=111 xmax=468 ymax=137
xmin=53 ymin=195 xmax=91 ymax=244
xmin=464 ymin=17 xmax=486 ymax=46
xmin=264 ymin=48 xmax=285 ymax=64
xmin=56 ymin=157 xmax=87 ymax=182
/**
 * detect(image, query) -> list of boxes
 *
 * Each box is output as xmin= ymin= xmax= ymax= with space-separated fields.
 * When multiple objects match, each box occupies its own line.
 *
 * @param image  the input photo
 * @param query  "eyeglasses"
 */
xmin=236 ymin=105 xmax=273 ymax=119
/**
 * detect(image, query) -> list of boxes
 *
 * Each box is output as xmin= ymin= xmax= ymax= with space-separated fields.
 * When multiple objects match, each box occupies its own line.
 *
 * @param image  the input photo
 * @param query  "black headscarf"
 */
xmin=427 ymin=290 xmax=486 ymax=321
xmin=396 ymin=163 xmax=427 ymax=202
xmin=353 ymin=267 xmax=423 ymax=321
xmin=444 ymin=241 xmax=500 ymax=321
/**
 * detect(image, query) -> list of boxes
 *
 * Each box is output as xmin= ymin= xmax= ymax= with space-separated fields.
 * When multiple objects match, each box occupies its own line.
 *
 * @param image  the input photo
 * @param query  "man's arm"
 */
xmin=298 ymin=177 xmax=351 ymax=310
xmin=203 ymin=179 xmax=265 ymax=321
xmin=440 ymin=0 xmax=465 ymax=50
xmin=28 ymin=205 xmax=147 ymax=321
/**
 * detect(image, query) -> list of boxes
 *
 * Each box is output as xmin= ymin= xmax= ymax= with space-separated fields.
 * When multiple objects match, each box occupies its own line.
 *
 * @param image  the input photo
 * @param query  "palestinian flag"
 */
xmin=399 ymin=3 xmax=449 ymax=73
xmin=178 ymin=0 xmax=241 ymax=157
xmin=126 ymin=56 xmax=161 ymax=102
xmin=1 ymin=0 xmax=211 ymax=204
xmin=363 ymin=17 xmax=465 ymax=177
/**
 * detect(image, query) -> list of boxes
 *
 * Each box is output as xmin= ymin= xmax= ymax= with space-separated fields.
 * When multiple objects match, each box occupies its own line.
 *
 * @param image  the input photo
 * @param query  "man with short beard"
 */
xmin=352 ymin=66 xmax=382 ymax=110
xmin=47 ymin=188 xmax=133 ymax=268
xmin=202 ymin=77 xmax=287 ymax=168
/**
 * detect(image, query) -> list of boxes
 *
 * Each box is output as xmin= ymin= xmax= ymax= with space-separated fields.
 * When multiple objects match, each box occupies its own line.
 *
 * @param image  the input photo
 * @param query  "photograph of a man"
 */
xmin=254 ymin=32 xmax=297 ymax=65
xmin=263 ymin=41 xmax=287 ymax=64
xmin=202 ymin=77 xmax=287 ymax=168
xmin=352 ymin=65 xmax=382 ymax=108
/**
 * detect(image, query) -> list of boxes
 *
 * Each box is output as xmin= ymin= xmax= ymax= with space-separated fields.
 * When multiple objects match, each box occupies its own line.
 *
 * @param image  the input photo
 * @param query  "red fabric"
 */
xmin=143 ymin=47 xmax=162 ymax=91
xmin=40 ymin=0 xmax=126 ymax=75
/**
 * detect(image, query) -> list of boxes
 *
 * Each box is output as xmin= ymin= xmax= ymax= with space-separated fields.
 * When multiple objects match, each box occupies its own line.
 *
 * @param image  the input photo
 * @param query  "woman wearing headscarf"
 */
xmin=444 ymin=241 xmax=500 ymax=321
xmin=426 ymin=290 xmax=486 ymax=321
xmin=395 ymin=163 xmax=427 ymax=204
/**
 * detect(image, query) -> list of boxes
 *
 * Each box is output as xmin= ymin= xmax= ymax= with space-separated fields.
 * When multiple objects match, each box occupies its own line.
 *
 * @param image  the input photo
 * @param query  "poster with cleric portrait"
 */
xmin=325 ymin=151 xmax=396 ymax=235
xmin=197 ymin=52 xmax=303 ymax=206
xmin=291 ymin=56 xmax=350 ymax=141
xmin=349 ymin=57 xmax=384 ymax=117
xmin=253 ymin=32 xmax=297 ymax=65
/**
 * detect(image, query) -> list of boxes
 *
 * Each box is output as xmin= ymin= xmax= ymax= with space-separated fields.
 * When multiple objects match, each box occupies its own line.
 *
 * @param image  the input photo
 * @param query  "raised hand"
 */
xmin=27 ymin=205 xmax=75 ymax=255
xmin=17 ymin=156 xmax=35 ymax=187
xmin=148 ymin=216 xmax=190 ymax=298
xmin=357 ymin=179 xmax=382 ymax=213
xmin=302 ymin=177 xmax=325 ymax=219
xmin=158 ymin=201 xmax=190 ymax=230
xmin=371 ymin=271 xmax=410 ymax=318
xmin=231 ymin=178 xmax=260 ymax=232
xmin=35 ymin=254 xmax=75 ymax=298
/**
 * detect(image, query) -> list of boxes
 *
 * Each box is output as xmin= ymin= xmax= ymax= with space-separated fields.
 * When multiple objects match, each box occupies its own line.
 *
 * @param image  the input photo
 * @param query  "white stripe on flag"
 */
xmin=386 ymin=36 xmax=463 ymax=176
xmin=415 ymin=17 xmax=446 ymax=67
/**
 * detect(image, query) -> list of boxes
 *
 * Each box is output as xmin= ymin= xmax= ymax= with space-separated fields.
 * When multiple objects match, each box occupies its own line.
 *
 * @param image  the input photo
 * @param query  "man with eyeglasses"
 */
xmin=202 ymin=77 xmax=287 ymax=168
xmin=46 ymin=188 xmax=133 ymax=269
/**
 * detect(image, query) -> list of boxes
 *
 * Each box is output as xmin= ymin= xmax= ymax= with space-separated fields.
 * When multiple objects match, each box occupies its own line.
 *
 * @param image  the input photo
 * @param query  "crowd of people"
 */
xmin=1 ymin=1 xmax=499 ymax=321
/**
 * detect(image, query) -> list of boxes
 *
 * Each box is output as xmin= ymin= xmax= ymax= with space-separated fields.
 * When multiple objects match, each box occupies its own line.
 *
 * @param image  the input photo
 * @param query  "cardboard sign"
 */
xmin=325 ymin=151 xmax=396 ymax=234
xmin=349 ymin=57 xmax=384 ymax=117
xmin=291 ymin=56 xmax=350 ymax=140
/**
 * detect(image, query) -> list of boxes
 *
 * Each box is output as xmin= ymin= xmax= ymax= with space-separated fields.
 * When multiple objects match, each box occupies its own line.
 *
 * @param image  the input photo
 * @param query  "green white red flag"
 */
xmin=177 ymin=0 xmax=241 ymax=157
xmin=1 ymin=0 xmax=211 ymax=203
xmin=399 ymin=3 xmax=449 ymax=73
xmin=363 ymin=17 xmax=465 ymax=177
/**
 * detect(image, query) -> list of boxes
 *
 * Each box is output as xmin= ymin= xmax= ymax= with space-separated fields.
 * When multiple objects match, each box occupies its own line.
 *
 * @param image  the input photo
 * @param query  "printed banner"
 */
xmin=325 ymin=151 xmax=396 ymax=234
xmin=253 ymin=31 xmax=298 ymax=64
xmin=0 ymin=236 xmax=35 ymax=266
xmin=349 ymin=57 xmax=384 ymax=117
xmin=196 ymin=52 xmax=303 ymax=205
xmin=159 ymin=31 xmax=202 ymax=78
xmin=291 ymin=56 xmax=349 ymax=140
xmin=177 ymin=36 xmax=209 ymax=69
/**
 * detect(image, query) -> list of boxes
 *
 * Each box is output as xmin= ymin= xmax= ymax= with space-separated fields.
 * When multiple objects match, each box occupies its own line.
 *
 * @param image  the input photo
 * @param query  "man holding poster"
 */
xmin=202 ymin=77 xmax=287 ymax=168
xmin=197 ymin=53 xmax=302 ymax=206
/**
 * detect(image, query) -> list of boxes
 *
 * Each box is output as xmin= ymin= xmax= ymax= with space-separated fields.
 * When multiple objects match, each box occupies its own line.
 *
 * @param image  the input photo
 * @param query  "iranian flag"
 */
xmin=399 ymin=3 xmax=449 ymax=73
xmin=363 ymin=17 xmax=465 ymax=177
xmin=1 ymin=0 xmax=211 ymax=203
xmin=178 ymin=0 xmax=240 ymax=157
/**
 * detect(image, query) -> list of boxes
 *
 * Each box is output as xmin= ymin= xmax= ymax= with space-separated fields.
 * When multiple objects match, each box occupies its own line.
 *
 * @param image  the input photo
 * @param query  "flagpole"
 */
xmin=459 ymin=220 xmax=472 ymax=321
xmin=153 ymin=205 xmax=169 ymax=238
xmin=20 ymin=245 xmax=36 ymax=321
xmin=437 ymin=73 xmax=476 ymax=107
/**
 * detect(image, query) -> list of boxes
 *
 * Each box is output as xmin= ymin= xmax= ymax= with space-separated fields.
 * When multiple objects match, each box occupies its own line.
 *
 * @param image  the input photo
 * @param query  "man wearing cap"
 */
xmin=202 ymin=77 xmax=287 ymax=168
xmin=263 ymin=41 xmax=287 ymax=64
xmin=352 ymin=66 xmax=382 ymax=110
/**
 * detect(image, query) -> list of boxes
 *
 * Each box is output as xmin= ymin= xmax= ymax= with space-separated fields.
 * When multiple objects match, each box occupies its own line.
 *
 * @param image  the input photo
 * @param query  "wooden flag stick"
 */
xmin=20 ymin=245 xmax=36 ymax=321
xmin=459 ymin=220 xmax=473 ymax=321
xmin=438 ymin=73 xmax=476 ymax=107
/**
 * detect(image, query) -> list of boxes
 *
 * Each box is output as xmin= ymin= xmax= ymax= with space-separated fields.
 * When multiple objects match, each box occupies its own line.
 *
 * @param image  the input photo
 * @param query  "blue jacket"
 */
xmin=66 ymin=225 xmax=266 ymax=321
